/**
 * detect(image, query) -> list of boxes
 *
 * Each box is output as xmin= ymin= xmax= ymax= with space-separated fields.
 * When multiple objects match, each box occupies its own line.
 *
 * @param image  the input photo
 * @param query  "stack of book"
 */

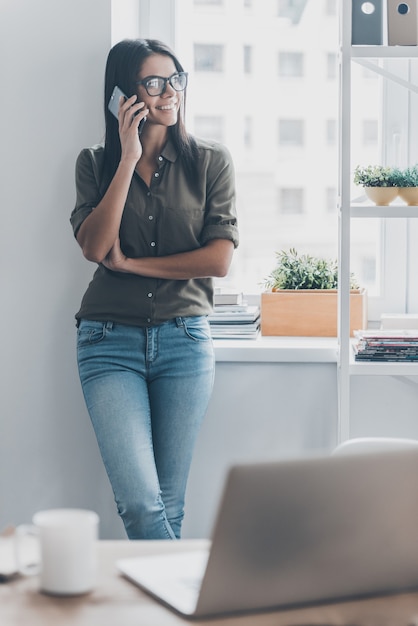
xmin=353 ymin=330 xmax=418 ymax=362
xmin=213 ymin=289 xmax=244 ymax=307
xmin=209 ymin=291 xmax=260 ymax=339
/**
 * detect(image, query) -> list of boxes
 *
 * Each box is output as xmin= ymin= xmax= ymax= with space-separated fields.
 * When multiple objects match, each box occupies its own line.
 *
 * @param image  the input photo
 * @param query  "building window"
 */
xmin=362 ymin=119 xmax=378 ymax=145
xmin=244 ymin=116 xmax=252 ymax=148
xmin=244 ymin=45 xmax=252 ymax=74
xmin=194 ymin=44 xmax=224 ymax=72
xmin=326 ymin=187 xmax=337 ymax=212
xmin=194 ymin=0 xmax=223 ymax=5
xmin=279 ymin=119 xmax=304 ymax=146
xmin=278 ymin=0 xmax=308 ymax=23
xmin=361 ymin=256 xmax=376 ymax=285
xmin=279 ymin=188 xmax=304 ymax=214
xmin=326 ymin=119 xmax=336 ymax=145
xmin=278 ymin=51 xmax=304 ymax=77
xmin=194 ymin=116 xmax=224 ymax=143
xmin=326 ymin=52 xmax=337 ymax=79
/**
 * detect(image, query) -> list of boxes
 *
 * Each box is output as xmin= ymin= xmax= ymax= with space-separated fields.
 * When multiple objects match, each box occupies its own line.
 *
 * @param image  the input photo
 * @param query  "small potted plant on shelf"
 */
xmin=395 ymin=165 xmax=418 ymax=206
xmin=353 ymin=164 xmax=399 ymax=205
xmin=260 ymin=248 xmax=367 ymax=337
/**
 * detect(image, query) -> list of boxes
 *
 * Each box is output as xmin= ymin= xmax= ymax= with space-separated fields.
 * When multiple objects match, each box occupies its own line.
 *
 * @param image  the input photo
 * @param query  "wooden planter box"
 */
xmin=261 ymin=289 xmax=367 ymax=337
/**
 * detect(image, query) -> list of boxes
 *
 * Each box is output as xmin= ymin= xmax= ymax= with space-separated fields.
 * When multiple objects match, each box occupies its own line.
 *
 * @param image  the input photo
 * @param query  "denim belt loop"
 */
xmin=175 ymin=317 xmax=184 ymax=327
xmin=105 ymin=321 xmax=114 ymax=330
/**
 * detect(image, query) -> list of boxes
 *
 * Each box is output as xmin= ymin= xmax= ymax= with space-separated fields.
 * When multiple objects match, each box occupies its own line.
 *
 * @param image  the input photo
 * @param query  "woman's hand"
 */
xmin=118 ymin=95 xmax=149 ymax=164
xmin=102 ymin=238 xmax=129 ymax=272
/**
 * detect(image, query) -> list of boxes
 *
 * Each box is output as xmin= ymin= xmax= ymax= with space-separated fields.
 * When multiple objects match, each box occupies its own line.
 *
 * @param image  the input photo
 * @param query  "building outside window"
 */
xmin=244 ymin=116 xmax=253 ymax=149
xmin=174 ymin=1 xmax=344 ymax=292
xmin=326 ymin=119 xmax=336 ymax=145
xmin=326 ymin=187 xmax=337 ymax=213
xmin=279 ymin=188 xmax=305 ymax=214
xmin=243 ymin=45 xmax=252 ymax=74
xmin=279 ymin=119 xmax=304 ymax=146
xmin=278 ymin=0 xmax=309 ymax=23
xmin=362 ymin=119 xmax=378 ymax=146
xmin=194 ymin=44 xmax=224 ymax=71
xmin=278 ymin=51 xmax=304 ymax=77
xmin=194 ymin=116 xmax=224 ymax=143
xmin=326 ymin=52 xmax=337 ymax=80
xmin=194 ymin=0 xmax=223 ymax=5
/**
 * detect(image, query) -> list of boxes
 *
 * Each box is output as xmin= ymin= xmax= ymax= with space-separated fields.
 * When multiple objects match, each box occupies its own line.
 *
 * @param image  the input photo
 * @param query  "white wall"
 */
xmin=0 ymin=0 xmax=118 ymax=537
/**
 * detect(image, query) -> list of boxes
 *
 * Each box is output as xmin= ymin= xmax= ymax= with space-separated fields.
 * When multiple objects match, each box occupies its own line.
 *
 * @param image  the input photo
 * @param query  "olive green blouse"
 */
xmin=70 ymin=137 xmax=238 ymax=327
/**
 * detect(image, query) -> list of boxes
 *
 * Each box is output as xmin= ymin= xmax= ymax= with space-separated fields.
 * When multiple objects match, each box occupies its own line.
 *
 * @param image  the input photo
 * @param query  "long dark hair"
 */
xmin=102 ymin=38 xmax=199 ymax=191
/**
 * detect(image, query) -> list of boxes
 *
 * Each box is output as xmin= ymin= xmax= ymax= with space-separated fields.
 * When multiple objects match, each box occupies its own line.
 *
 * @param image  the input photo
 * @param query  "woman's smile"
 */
xmin=155 ymin=101 xmax=177 ymax=111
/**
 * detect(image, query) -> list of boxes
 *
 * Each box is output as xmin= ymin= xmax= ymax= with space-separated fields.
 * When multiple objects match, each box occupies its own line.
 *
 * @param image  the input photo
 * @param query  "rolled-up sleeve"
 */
xmin=70 ymin=146 xmax=104 ymax=238
xmin=200 ymin=143 xmax=239 ymax=248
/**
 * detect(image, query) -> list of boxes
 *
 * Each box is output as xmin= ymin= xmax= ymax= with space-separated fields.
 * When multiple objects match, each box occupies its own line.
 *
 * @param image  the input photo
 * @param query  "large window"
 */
xmin=176 ymin=0 xmax=340 ymax=294
xmin=134 ymin=0 xmax=418 ymax=323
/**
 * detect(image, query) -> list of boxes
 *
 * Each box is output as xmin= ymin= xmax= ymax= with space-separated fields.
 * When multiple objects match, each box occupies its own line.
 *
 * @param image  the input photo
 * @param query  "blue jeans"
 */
xmin=76 ymin=317 xmax=214 ymax=540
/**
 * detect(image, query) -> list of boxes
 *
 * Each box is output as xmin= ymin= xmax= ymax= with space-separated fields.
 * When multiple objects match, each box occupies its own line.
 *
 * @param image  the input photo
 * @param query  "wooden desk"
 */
xmin=3 ymin=540 xmax=418 ymax=626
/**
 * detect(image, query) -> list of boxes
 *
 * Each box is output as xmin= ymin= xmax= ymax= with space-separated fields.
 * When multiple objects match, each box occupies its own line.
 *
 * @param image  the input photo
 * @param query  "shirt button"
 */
xmin=147 ymin=292 xmax=153 ymax=298
xmin=158 ymin=156 xmax=163 ymax=162
xmin=150 ymin=241 xmax=156 ymax=247
xmin=154 ymin=172 xmax=159 ymax=178
xmin=147 ymin=318 xmax=151 ymax=323
xmin=147 ymin=191 xmax=151 ymax=197
xmin=148 ymin=215 xmax=153 ymax=220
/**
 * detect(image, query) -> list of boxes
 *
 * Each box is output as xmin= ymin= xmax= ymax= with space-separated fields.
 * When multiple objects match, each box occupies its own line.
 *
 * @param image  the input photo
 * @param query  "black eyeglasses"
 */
xmin=136 ymin=71 xmax=188 ymax=96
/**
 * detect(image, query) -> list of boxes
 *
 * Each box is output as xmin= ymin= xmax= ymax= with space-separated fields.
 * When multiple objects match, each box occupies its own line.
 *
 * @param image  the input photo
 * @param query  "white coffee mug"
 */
xmin=15 ymin=508 xmax=99 ymax=595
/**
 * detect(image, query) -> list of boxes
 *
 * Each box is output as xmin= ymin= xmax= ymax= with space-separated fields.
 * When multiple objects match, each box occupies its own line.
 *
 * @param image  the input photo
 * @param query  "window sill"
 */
xmin=213 ymin=336 xmax=338 ymax=363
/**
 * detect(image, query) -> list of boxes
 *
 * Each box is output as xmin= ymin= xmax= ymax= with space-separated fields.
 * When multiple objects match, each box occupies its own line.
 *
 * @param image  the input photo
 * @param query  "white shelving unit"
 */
xmin=338 ymin=2 xmax=418 ymax=441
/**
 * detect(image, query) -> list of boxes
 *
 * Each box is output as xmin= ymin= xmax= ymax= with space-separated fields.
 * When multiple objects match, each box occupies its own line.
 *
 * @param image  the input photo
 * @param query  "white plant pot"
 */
xmin=398 ymin=187 xmax=418 ymax=206
xmin=364 ymin=187 xmax=398 ymax=206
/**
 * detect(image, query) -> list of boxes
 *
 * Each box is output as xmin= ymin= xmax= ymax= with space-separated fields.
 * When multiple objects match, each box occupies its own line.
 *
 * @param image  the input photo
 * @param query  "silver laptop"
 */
xmin=117 ymin=449 xmax=418 ymax=619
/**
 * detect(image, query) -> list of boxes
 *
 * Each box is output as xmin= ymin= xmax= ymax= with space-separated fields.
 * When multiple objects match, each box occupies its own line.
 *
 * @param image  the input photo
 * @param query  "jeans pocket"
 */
xmin=181 ymin=316 xmax=211 ymax=342
xmin=77 ymin=320 xmax=107 ymax=347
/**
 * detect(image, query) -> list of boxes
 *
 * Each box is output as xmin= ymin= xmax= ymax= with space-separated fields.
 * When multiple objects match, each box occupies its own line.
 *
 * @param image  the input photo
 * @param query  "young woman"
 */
xmin=70 ymin=39 xmax=238 ymax=539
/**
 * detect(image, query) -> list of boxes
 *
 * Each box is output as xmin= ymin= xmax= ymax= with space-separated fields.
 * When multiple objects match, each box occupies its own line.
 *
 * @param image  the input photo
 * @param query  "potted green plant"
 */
xmin=261 ymin=248 xmax=367 ymax=337
xmin=395 ymin=165 xmax=418 ymax=205
xmin=353 ymin=165 xmax=399 ymax=205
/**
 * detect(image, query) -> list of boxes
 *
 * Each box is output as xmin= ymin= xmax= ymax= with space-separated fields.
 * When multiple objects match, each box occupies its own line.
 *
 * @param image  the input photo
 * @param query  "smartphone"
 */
xmin=108 ymin=85 xmax=147 ymax=135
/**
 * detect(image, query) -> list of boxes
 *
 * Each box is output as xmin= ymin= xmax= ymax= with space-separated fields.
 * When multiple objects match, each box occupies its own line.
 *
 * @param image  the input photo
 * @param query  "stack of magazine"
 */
xmin=353 ymin=330 xmax=418 ymax=362
xmin=209 ymin=291 xmax=260 ymax=339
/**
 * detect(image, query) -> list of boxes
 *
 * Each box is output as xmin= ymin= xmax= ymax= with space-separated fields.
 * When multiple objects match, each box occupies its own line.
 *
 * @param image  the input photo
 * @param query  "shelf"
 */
xmin=214 ymin=336 xmax=338 ymax=363
xmin=350 ymin=204 xmax=418 ymax=218
xmin=349 ymin=346 xmax=418 ymax=376
xmin=350 ymin=46 xmax=418 ymax=58
xmin=337 ymin=3 xmax=418 ymax=440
